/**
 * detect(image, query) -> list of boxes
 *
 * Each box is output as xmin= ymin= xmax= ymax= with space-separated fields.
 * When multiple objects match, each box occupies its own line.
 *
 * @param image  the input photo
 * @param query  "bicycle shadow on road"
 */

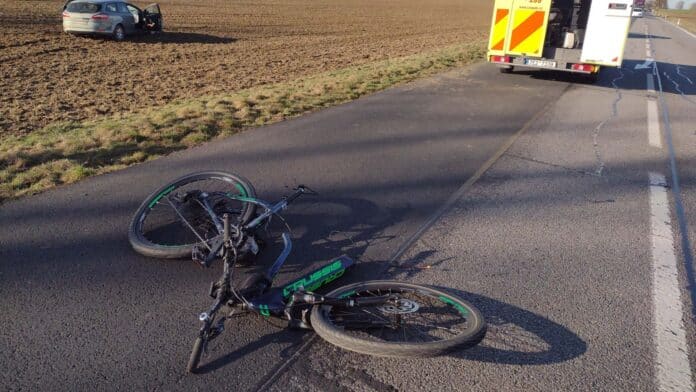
xmin=194 ymin=316 xmax=311 ymax=374
xmin=241 ymin=195 xmax=408 ymax=280
xmin=441 ymin=287 xmax=588 ymax=365
xmin=383 ymin=251 xmax=587 ymax=366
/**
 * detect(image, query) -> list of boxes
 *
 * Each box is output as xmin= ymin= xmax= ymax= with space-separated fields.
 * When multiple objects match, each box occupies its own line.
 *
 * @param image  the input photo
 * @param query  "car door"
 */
xmin=117 ymin=2 xmax=136 ymax=33
xmin=143 ymin=3 xmax=163 ymax=31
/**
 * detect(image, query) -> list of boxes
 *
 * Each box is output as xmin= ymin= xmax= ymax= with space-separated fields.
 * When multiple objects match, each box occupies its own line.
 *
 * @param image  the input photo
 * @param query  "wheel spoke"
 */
xmin=322 ymin=286 xmax=476 ymax=346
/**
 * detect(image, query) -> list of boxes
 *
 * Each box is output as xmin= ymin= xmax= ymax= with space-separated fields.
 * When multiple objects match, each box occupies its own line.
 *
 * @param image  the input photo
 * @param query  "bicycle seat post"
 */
xmin=223 ymin=213 xmax=230 ymax=245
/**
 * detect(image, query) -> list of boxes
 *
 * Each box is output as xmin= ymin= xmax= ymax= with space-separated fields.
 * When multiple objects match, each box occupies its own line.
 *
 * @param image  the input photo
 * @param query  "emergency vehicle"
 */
xmin=487 ymin=0 xmax=634 ymax=75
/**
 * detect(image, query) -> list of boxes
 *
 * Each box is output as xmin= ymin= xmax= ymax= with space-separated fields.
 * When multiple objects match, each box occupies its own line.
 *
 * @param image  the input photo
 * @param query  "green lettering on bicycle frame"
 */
xmin=259 ymin=304 xmax=270 ymax=317
xmin=148 ymin=185 xmax=176 ymax=209
xmin=438 ymin=295 xmax=469 ymax=316
xmin=282 ymin=260 xmax=344 ymax=298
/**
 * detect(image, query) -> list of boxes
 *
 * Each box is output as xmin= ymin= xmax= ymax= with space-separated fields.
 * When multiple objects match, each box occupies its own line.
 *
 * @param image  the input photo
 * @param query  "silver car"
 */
xmin=62 ymin=0 xmax=162 ymax=41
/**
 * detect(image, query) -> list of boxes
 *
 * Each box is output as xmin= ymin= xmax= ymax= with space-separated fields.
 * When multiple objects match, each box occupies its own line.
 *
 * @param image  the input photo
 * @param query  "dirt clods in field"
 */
xmin=1 ymin=0 xmax=490 ymax=136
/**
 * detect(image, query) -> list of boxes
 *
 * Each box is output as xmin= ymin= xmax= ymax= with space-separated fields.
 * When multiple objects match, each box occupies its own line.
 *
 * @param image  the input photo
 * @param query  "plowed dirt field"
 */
xmin=0 ymin=0 xmax=490 ymax=136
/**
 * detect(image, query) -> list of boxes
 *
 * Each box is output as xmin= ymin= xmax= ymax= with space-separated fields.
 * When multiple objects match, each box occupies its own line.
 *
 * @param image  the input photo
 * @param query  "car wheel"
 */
xmin=113 ymin=24 xmax=126 ymax=41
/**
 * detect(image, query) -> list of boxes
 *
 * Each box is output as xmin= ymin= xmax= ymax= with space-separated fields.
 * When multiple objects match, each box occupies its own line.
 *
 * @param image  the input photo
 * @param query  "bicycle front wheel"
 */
xmin=128 ymin=171 xmax=256 ymax=259
xmin=310 ymin=281 xmax=486 ymax=357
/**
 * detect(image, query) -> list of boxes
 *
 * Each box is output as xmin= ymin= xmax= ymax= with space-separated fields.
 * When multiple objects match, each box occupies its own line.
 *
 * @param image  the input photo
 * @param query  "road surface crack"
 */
xmin=591 ymin=68 xmax=625 ymax=176
xmin=662 ymin=71 xmax=696 ymax=105
xmin=506 ymin=153 xmax=602 ymax=177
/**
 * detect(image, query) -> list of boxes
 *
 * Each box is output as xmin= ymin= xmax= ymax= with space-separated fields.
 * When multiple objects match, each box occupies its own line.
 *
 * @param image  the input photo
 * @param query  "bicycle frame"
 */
xmin=187 ymin=187 xmax=363 ymax=344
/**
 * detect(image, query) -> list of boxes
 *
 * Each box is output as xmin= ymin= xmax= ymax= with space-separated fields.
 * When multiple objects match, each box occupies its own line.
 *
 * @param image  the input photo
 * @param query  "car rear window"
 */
xmin=66 ymin=2 xmax=102 ymax=13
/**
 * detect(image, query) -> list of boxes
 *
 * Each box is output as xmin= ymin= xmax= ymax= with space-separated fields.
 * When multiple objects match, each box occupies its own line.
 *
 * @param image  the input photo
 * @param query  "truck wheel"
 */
xmin=499 ymin=66 xmax=514 ymax=74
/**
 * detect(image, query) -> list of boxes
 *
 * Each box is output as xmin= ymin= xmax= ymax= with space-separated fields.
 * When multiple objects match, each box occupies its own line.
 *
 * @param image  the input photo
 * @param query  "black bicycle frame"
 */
xmin=247 ymin=254 xmax=355 ymax=316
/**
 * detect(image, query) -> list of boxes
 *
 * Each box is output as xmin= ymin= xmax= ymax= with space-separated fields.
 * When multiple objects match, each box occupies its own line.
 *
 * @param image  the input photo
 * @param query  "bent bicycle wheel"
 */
xmin=128 ymin=171 xmax=256 ymax=259
xmin=311 ymin=281 xmax=486 ymax=357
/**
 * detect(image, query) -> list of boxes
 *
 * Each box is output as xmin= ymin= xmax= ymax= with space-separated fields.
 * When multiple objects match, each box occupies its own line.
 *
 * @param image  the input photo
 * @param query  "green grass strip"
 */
xmin=0 ymin=41 xmax=485 ymax=202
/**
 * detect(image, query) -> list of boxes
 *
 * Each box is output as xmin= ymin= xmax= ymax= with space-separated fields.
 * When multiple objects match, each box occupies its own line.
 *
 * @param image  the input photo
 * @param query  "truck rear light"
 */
xmin=62 ymin=11 xmax=70 ymax=18
xmin=91 ymin=13 xmax=109 ymax=20
xmin=490 ymin=55 xmax=511 ymax=63
xmin=571 ymin=63 xmax=594 ymax=73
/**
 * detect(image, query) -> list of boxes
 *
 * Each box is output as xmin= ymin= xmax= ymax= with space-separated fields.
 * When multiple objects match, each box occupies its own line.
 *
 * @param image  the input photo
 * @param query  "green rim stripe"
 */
xmin=226 ymin=193 xmax=258 ymax=203
xmin=338 ymin=290 xmax=356 ymax=298
xmin=148 ymin=185 xmax=176 ymax=209
xmin=234 ymin=183 xmax=248 ymax=197
xmin=438 ymin=295 xmax=469 ymax=316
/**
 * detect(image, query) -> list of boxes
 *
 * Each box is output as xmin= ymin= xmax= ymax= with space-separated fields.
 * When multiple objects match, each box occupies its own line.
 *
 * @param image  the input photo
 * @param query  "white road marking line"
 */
xmin=647 ymin=99 xmax=661 ymax=148
xmin=647 ymin=74 xmax=655 ymax=93
xmin=649 ymin=172 xmax=694 ymax=392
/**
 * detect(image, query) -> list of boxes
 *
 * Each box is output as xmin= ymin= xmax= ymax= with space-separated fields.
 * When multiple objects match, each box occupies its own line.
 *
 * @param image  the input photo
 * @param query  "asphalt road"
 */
xmin=2 ymin=16 xmax=694 ymax=392
xmin=269 ymin=16 xmax=696 ymax=392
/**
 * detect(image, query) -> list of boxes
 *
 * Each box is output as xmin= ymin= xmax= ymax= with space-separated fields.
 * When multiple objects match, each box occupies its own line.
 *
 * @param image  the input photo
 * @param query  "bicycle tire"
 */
xmin=187 ymin=336 xmax=204 ymax=373
xmin=128 ymin=171 xmax=256 ymax=259
xmin=310 ymin=280 xmax=486 ymax=358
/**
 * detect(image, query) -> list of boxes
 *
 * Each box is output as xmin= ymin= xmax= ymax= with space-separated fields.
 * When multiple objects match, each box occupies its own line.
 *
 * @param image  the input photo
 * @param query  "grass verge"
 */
xmin=0 ymin=41 xmax=485 ymax=202
xmin=653 ymin=9 xmax=696 ymax=34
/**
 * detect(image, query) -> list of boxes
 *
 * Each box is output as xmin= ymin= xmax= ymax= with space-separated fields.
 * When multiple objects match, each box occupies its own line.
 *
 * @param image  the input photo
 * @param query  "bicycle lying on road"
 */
xmin=128 ymin=171 xmax=486 ymax=373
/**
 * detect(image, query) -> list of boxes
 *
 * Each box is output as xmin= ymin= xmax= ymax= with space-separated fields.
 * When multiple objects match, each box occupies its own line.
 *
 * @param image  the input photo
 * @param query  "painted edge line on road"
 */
xmin=647 ymin=98 xmax=661 ymax=148
xmin=647 ymin=23 xmax=696 ymax=391
xmin=649 ymin=172 xmax=694 ymax=392
xmin=253 ymin=79 xmax=570 ymax=392
xmin=652 ymin=42 xmax=696 ymax=320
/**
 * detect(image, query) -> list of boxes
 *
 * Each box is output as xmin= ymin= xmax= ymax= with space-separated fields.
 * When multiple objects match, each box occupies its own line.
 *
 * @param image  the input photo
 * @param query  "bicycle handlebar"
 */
xmin=243 ymin=185 xmax=317 ymax=230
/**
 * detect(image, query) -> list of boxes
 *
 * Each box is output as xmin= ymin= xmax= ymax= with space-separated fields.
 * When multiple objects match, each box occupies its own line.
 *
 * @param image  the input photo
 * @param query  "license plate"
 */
xmin=524 ymin=59 xmax=556 ymax=68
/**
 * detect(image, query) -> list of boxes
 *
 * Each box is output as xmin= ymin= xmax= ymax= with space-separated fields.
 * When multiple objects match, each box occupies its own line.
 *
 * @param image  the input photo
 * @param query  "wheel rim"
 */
xmin=115 ymin=27 xmax=124 ymax=40
xmin=323 ymin=286 xmax=475 ymax=344
xmin=137 ymin=176 xmax=252 ymax=248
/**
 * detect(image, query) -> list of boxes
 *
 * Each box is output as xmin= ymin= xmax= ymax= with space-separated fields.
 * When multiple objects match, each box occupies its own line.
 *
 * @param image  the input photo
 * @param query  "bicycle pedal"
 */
xmin=287 ymin=309 xmax=312 ymax=330
xmin=287 ymin=319 xmax=312 ymax=330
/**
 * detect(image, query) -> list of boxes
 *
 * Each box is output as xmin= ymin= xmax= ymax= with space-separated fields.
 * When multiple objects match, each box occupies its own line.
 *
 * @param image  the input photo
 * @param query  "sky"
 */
xmin=666 ymin=0 xmax=695 ymax=8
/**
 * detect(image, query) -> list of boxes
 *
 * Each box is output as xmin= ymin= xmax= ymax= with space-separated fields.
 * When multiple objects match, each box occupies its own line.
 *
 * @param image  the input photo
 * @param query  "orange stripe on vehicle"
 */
xmin=509 ymin=11 xmax=545 ymax=51
xmin=495 ymin=9 xmax=509 ymax=24
xmin=488 ymin=8 xmax=509 ymax=52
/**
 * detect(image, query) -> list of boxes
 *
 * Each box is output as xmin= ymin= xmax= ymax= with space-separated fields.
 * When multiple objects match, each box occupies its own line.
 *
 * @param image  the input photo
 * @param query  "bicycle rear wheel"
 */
xmin=128 ymin=171 xmax=256 ymax=259
xmin=310 ymin=281 xmax=486 ymax=357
